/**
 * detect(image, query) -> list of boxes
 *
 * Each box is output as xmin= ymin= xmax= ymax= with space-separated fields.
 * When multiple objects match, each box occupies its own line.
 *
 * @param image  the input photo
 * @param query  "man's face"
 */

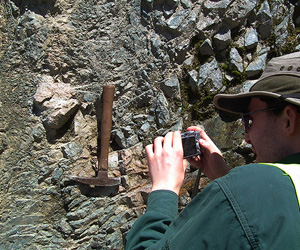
xmin=244 ymin=98 xmax=288 ymax=163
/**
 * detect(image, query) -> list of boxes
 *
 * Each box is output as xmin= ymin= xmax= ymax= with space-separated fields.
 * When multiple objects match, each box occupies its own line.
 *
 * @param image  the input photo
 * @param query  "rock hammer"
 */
xmin=71 ymin=85 xmax=120 ymax=187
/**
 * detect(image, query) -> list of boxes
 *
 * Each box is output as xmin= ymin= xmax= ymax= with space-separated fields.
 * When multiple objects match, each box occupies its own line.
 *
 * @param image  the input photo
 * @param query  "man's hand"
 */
xmin=186 ymin=126 xmax=230 ymax=180
xmin=145 ymin=131 xmax=187 ymax=195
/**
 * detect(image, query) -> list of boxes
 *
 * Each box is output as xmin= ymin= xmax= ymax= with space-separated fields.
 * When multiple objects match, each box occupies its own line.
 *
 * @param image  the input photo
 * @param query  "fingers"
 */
xmin=145 ymin=131 xmax=186 ymax=194
xmin=145 ymin=144 xmax=154 ymax=159
xmin=187 ymin=126 xmax=219 ymax=152
xmin=187 ymin=126 xmax=210 ymax=142
xmin=147 ymin=131 xmax=182 ymax=150
xmin=199 ymin=139 xmax=209 ymax=153
xmin=153 ymin=136 xmax=164 ymax=154
xmin=145 ymin=131 xmax=183 ymax=159
xmin=187 ymin=155 xmax=203 ymax=170
xmin=146 ymin=136 xmax=163 ymax=157
xmin=163 ymin=132 xmax=173 ymax=150
xmin=183 ymin=159 xmax=188 ymax=171
xmin=172 ymin=131 xmax=183 ymax=151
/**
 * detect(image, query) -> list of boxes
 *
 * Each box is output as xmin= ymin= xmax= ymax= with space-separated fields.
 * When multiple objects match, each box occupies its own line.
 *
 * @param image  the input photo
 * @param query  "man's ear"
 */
xmin=283 ymin=105 xmax=299 ymax=136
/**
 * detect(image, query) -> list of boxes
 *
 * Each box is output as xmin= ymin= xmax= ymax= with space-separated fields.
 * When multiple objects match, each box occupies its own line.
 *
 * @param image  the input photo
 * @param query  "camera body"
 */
xmin=181 ymin=131 xmax=202 ymax=159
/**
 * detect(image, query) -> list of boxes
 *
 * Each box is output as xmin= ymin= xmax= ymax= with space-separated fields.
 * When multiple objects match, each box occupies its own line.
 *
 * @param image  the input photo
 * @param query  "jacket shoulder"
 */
xmin=215 ymin=163 xmax=300 ymax=249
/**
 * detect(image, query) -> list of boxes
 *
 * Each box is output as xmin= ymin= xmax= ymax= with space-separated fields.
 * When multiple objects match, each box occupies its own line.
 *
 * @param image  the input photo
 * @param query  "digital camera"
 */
xmin=181 ymin=131 xmax=202 ymax=159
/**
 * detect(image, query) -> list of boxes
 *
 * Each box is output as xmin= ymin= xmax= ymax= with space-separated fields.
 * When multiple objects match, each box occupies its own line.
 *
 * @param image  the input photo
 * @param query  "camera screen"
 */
xmin=182 ymin=137 xmax=197 ymax=157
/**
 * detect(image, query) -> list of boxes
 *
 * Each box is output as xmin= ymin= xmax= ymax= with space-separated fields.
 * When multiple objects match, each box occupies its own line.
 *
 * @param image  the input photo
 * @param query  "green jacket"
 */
xmin=125 ymin=154 xmax=300 ymax=250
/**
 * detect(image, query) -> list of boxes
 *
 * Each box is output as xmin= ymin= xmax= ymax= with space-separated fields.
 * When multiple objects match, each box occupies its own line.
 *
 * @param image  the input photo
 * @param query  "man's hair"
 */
xmin=260 ymin=96 xmax=300 ymax=116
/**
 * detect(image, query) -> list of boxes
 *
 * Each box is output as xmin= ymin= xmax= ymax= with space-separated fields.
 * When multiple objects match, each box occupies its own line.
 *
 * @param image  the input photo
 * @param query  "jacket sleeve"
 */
xmin=125 ymin=190 xmax=178 ymax=250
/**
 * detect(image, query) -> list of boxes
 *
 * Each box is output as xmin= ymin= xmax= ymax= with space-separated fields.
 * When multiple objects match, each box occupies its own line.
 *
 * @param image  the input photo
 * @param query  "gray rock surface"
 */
xmin=198 ymin=58 xmax=223 ymax=92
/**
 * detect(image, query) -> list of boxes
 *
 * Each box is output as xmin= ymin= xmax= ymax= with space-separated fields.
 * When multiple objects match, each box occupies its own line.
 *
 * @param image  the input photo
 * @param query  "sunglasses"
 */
xmin=241 ymin=107 xmax=280 ymax=133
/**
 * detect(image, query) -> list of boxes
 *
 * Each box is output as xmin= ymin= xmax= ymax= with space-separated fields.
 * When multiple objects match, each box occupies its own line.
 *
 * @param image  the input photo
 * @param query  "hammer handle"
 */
xmin=98 ymin=85 xmax=115 ymax=174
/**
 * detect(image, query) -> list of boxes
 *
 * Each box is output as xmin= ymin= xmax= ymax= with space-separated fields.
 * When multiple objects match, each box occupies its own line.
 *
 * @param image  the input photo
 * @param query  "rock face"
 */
xmin=0 ymin=0 xmax=299 ymax=249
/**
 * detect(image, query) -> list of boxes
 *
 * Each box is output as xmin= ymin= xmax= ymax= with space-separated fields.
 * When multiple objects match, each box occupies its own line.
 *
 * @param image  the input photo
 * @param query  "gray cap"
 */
xmin=213 ymin=52 xmax=300 ymax=114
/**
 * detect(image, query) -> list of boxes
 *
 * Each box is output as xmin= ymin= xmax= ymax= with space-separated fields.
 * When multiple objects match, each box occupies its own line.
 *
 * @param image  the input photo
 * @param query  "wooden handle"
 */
xmin=98 ymin=85 xmax=115 ymax=174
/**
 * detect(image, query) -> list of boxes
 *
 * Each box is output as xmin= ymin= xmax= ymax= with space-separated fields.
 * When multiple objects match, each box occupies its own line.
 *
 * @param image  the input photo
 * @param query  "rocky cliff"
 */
xmin=0 ymin=0 xmax=299 ymax=249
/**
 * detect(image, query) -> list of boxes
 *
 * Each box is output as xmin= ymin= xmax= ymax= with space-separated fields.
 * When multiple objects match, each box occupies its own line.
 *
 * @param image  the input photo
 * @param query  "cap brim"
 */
xmin=213 ymin=52 xmax=300 ymax=115
xmin=213 ymin=91 xmax=281 ymax=114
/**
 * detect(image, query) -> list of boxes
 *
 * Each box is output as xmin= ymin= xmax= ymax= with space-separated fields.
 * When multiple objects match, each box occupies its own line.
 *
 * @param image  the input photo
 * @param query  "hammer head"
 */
xmin=71 ymin=172 xmax=120 ymax=187
xmin=70 ymin=176 xmax=120 ymax=197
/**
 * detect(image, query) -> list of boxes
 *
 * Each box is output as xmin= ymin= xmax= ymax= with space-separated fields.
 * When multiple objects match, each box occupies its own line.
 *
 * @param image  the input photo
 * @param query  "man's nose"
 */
xmin=244 ymin=132 xmax=251 ymax=144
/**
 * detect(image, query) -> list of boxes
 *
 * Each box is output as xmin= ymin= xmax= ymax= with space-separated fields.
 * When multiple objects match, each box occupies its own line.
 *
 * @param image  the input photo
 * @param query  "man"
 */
xmin=125 ymin=52 xmax=300 ymax=250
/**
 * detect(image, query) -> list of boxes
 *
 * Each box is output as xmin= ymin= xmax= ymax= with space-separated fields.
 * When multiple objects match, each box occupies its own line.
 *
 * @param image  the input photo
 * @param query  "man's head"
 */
xmin=213 ymin=52 xmax=300 ymax=163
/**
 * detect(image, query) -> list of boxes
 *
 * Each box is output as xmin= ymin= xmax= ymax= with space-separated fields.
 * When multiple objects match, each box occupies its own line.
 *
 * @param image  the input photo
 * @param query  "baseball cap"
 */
xmin=213 ymin=52 xmax=300 ymax=114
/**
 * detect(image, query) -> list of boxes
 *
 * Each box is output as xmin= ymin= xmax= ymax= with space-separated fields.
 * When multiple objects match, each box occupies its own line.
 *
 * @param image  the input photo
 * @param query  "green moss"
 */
xmin=219 ymin=61 xmax=246 ymax=88
xmin=281 ymin=25 xmax=300 ymax=54
xmin=255 ymin=0 xmax=266 ymax=12
xmin=179 ymin=73 xmax=218 ymax=126
xmin=221 ymin=62 xmax=229 ymax=71
xmin=265 ymin=21 xmax=299 ymax=57
xmin=232 ymin=70 xmax=246 ymax=85
xmin=194 ymin=39 xmax=204 ymax=51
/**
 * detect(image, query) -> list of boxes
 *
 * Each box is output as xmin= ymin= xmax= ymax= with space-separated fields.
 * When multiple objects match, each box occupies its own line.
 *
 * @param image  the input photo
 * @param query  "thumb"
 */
xmin=199 ymin=139 xmax=209 ymax=152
